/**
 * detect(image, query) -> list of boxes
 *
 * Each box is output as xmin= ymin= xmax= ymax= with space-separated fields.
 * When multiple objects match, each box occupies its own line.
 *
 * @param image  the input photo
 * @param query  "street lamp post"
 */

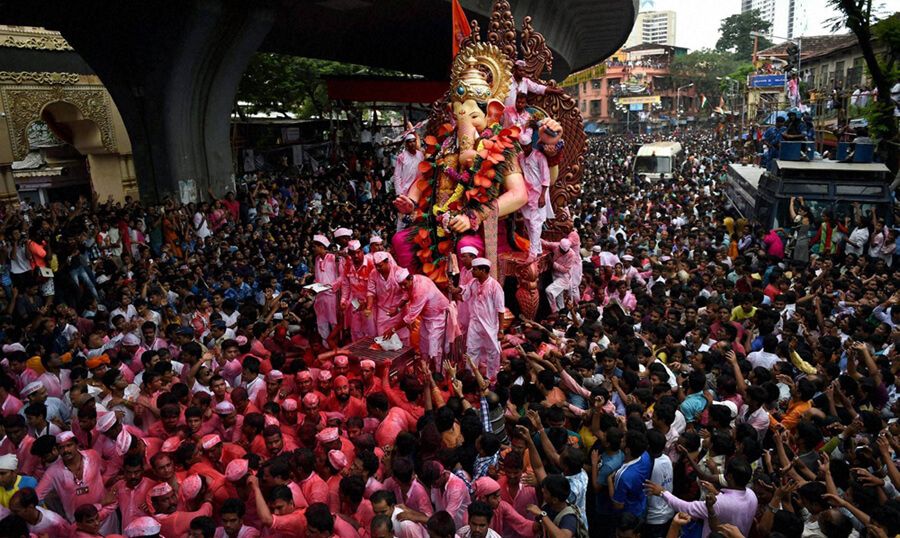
xmin=676 ymin=83 xmax=693 ymax=122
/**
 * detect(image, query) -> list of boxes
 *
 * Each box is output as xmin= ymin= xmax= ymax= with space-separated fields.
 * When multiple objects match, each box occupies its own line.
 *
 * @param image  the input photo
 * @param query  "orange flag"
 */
xmin=452 ymin=0 xmax=471 ymax=57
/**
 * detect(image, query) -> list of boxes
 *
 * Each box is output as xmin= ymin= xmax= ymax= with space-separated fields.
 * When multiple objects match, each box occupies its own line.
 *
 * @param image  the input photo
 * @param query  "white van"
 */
xmin=633 ymin=141 xmax=684 ymax=182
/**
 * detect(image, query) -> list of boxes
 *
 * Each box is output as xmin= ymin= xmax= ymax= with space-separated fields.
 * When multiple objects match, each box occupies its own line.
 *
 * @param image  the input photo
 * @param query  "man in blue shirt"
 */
xmin=610 ymin=430 xmax=653 ymax=518
xmin=679 ymin=371 xmax=709 ymax=423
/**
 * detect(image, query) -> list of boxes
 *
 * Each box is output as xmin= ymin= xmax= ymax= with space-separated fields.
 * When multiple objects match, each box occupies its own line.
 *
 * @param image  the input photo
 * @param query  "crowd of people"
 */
xmin=0 ymin=120 xmax=896 ymax=538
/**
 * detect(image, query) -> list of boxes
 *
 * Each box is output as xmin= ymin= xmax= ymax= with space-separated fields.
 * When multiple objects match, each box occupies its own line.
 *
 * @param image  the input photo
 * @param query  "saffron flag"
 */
xmin=452 ymin=0 xmax=471 ymax=57
xmin=699 ymin=94 xmax=708 ymax=109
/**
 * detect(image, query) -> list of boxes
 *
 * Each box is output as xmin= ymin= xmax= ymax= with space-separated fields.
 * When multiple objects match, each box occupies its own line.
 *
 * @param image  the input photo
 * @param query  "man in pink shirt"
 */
xmin=517 ymin=133 xmax=552 ymax=259
xmin=391 ymin=269 xmax=455 ymax=370
xmin=341 ymin=240 xmax=376 ymax=341
xmin=112 ymin=453 xmax=154 ymax=530
xmin=312 ymin=235 xmax=340 ymax=343
xmin=35 ymin=432 xmax=111 ymax=530
xmin=382 ymin=457 xmax=433 ymax=518
xmin=366 ymin=252 xmax=409 ymax=346
xmin=456 ymin=246 xmax=478 ymax=339
xmin=9 ymin=487 xmax=73 ymax=537
xmin=0 ymin=415 xmax=38 ymax=477
xmin=392 ymin=134 xmax=425 ymax=230
xmin=542 ymin=237 xmax=579 ymax=313
xmin=457 ymin=258 xmax=505 ymax=380
xmin=366 ymin=392 xmax=415 ymax=447
xmin=423 ymin=461 xmax=471 ymax=528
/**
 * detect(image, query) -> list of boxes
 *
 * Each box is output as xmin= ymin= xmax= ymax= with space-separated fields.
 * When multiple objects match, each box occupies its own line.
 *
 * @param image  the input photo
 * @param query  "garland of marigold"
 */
xmin=406 ymin=123 xmax=521 ymax=285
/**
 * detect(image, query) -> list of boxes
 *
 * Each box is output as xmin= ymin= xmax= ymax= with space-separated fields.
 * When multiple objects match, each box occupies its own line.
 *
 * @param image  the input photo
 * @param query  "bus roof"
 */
xmin=636 ymin=141 xmax=682 ymax=156
xmin=774 ymin=160 xmax=890 ymax=173
xmin=728 ymin=164 xmax=765 ymax=189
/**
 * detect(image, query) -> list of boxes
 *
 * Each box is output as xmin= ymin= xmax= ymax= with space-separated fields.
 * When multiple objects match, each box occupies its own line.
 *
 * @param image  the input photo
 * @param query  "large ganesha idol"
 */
xmin=392 ymin=42 xmax=560 ymax=285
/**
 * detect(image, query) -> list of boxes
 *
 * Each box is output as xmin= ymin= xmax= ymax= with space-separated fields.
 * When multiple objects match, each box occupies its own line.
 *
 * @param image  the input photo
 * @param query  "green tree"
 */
xmin=236 ymin=53 xmax=402 ymax=119
xmin=716 ymin=9 xmax=773 ymax=60
xmin=670 ymin=49 xmax=742 ymax=110
xmin=827 ymin=2 xmax=899 ymax=173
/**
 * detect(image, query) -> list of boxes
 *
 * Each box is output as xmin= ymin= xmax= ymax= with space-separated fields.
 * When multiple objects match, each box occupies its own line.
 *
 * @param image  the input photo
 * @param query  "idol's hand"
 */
xmin=394 ymin=195 xmax=415 ymax=214
xmin=449 ymin=214 xmax=472 ymax=233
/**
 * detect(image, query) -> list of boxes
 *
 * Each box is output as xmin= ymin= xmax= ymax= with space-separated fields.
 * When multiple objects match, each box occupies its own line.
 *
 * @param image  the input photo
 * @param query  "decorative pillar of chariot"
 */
xmin=391 ymin=0 xmax=586 ymax=319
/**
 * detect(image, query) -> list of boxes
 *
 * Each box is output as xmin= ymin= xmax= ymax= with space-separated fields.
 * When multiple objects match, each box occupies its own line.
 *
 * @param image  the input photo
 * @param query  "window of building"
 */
xmin=590 ymin=100 xmax=602 ymax=115
xmin=835 ymin=60 xmax=845 ymax=84
xmin=591 ymin=79 xmax=602 ymax=90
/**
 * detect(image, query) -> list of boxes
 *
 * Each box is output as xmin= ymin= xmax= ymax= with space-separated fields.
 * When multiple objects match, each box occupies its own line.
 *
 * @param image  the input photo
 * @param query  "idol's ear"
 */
xmin=486 ymin=99 xmax=505 ymax=124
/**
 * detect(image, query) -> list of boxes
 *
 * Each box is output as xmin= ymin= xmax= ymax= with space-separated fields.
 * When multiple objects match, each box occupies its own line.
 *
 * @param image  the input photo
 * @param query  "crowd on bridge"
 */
xmin=0 ymin=117 xmax=896 ymax=538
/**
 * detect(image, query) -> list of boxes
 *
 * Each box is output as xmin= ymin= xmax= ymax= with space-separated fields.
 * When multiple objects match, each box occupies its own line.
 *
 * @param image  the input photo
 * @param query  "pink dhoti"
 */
xmin=314 ymin=292 xmax=338 ymax=341
xmin=344 ymin=304 xmax=376 ymax=341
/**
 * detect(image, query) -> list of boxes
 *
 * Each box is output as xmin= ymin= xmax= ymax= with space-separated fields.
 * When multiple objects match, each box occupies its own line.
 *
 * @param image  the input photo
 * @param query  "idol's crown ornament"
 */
xmin=449 ymin=42 xmax=512 ymax=105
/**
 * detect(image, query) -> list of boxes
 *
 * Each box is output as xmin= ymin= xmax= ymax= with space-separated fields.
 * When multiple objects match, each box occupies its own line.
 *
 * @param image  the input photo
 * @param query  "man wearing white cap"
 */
xmin=517 ymin=128 xmax=551 ymax=258
xmin=458 ymin=258 xmax=505 ymax=380
xmin=456 ymin=245 xmax=479 ymax=336
xmin=542 ymin=237 xmax=580 ymax=313
xmin=391 ymin=268 xmax=455 ymax=369
xmin=333 ymin=227 xmax=353 ymax=251
xmin=312 ymin=235 xmax=340 ymax=344
xmin=367 ymin=251 xmax=410 ymax=345
xmin=0 ymin=454 xmax=36 ymax=508
xmin=392 ymin=133 xmax=424 ymax=230
xmin=504 ymin=59 xmax=564 ymax=108
xmin=341 ymin=240 xmax=376 ymax=341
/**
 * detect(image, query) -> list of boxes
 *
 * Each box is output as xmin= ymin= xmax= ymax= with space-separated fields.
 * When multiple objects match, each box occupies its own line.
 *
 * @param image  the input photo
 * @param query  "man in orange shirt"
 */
xmin=770 ymin=377 xmax=816 ymax=431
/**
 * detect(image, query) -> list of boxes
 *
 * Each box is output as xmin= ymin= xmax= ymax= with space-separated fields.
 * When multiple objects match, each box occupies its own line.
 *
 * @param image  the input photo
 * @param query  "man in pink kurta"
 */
xmin=459 ymin=258 xmax=505 ymax=380
xmin=423 ymin=462 xmax=471 ymax=529
xmin=394 ymin=270 xmax=453 ymax=369
xmin=367 ymin=252 xmax=409 ymax=346
xmin=312 ymin=235 xmax=340 ymax=342
xmin=382 ymin=475 xmax=433 ymax=519
xmin=113 ymin=455 xmax=155 ymax=530
xmin=35 ymin=433 xmax=111 ymax=531
xmin=392 ymin=136 xmax=424 ymax=229
xmin=340 ymin=241 xmax=376 ymax=341
xmin=0 ymin=419 xmax=38 ymax=477
xmin=541 ymin=237 xmax=579 ymax=313
xmin=455 ymin=246 xmax=478 ymax=339
xmin=518 ymin=136 xmax=552 ymax=258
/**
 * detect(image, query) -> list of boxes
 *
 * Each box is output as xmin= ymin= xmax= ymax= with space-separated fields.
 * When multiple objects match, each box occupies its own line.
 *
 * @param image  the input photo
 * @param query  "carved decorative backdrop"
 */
xmin=0 ymin=83 xmax=117 ymax=160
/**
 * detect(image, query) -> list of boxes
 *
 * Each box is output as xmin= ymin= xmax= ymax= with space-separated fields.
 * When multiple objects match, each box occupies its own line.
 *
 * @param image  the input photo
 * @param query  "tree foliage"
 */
xmin=670 ymin=49 xmax=743 ymax=106
xmin=236 ymin=53 xmax=401 ymax=119
xmin=716 ymin=10 xmax=773 ymax=60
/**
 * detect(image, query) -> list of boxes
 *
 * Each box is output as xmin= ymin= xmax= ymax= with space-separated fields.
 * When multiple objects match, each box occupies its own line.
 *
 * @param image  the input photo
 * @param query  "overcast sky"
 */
xmin=646 ymin=0 xmax=850 ymax=51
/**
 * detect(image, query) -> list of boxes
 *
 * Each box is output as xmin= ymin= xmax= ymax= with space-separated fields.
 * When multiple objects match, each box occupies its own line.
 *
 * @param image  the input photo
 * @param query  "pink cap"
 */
xmin=281 ymin=398 xmax=298 ymax=412
xmin=328 ymin=449 xmax=348 ymax=471
xmin=318 ymin=370 xmax=332 ymax=382
xmin=124 ymin=516 xmax=161 ymax=537
xmin=333 ymin=375 xmax=349 ymax=387
xmin=56 ymin=431 xmax=76 ymax=444
xmin=200 ymin=434 xmax=222 ymax=450
xmin=235 ymin=335 xmax=248 ymax=346
xmin=373 ymin=251 xmax=390 ymax=264
xmin=324 ymin=411 xmax=346 ymax=424
xmin=264 ymin=414 xmax=279 ymax=427
xmin=296 ymin=371 xmax=312 ymax=382
xmin=316 ymin=427 xmax=340 ymax=444
xmin=97 ymin=411 xmax=117 ymax=433
xmin=161 ymin=436 xmax=181 ymax=453
xmin=267 ymin=370 xmax=284 ymax=382
xmin=302 ymin=393 xmax=319 ymax=407
xmin=149 ymin=481 xmax=173 ymax=497
xmin=181 ymin=474 xmax=202 ymax=500
xmin=473 ymin=476 xmax=501 ymax=499
xmin=215 ymin=401 xmax=235 ymax=414
xmin=334 ymin=355 xmax=349 ymax=368
xmin=360 ymin=359 xmax=376 ymax=370
xmin=225 ymin=458 xmax=249 ymax=482
xmin=115 ymin=430 xmax=133 ymax=456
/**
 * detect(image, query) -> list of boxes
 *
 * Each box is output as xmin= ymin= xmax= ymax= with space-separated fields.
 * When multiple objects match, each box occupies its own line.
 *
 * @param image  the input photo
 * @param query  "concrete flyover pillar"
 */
xmin=49 ymin=0 xmax=276 ymax=202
